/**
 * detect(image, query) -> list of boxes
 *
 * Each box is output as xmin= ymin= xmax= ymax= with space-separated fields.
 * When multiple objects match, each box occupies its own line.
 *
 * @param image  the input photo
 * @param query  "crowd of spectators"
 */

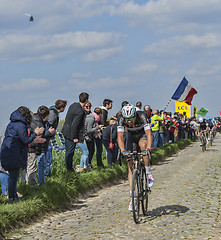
xmin=0 ymin=92 xmax=221 ymax=202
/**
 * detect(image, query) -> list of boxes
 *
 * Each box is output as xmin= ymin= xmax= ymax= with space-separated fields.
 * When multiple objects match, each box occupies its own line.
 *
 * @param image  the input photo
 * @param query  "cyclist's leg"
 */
xmin=126 ymin=132 xmax=134 ymax=194
xmin=128 ymin=160 xmax=134 ymax=192
xmin=138 ymin=138 xmax=154 ymax=187
xmin=138 ymin=139 xmax=150 ymax=166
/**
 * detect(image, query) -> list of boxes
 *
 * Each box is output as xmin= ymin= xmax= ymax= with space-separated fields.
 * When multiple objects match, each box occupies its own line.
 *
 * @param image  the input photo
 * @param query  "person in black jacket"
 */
xmin=62 ymin=92 xmax=89 ymax=172
xmin=0 ymin=106 xmax=44 ymax=202
xmin=45 ymin=100 xmax=67 ymax=177
xmin=102 ymin=116 xmax=117 ymax=166
xmin=99 ymin=99 xmax=113 ymax=126
xmin=24 ymin=106 xmax=55 ymax=186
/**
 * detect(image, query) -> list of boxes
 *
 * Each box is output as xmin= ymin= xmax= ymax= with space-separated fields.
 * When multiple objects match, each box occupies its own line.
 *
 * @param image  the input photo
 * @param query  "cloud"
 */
xmin=68 ymin=75 xmax=131 ymax=90
xmin=0 ymin=78 xmax=50 ymax=91
xmin=112 ymin=0 xmax=221 ymax=34
xmin=0 ymin=31 xmax=127 ymax=62
xmin=83 ymin=46 xmax=124 ymax=62
xmin=142 ymin=33 xmax=221 ymax=56
xmin=71 ymin=72 xmax=91 ymax=78
xmin=131 ymin=63 xmax=157 ymax=73
xmin=0 ymin=0 xmax=125 ymax=34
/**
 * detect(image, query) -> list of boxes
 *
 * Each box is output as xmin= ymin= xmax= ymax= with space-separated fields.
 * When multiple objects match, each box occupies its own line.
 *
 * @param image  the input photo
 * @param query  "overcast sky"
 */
xmin=0 ymin=0 xmax=221 ymax=131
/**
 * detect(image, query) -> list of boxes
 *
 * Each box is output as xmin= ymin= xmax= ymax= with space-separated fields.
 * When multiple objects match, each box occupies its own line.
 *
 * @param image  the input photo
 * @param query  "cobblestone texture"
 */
xmin=11 ymin=135 xmax=221 ymax=240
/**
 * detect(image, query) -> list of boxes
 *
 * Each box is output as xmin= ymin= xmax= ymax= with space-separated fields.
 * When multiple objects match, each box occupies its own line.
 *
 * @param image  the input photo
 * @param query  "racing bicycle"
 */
xmin=128 ymin=150 xmax=151 ymax=223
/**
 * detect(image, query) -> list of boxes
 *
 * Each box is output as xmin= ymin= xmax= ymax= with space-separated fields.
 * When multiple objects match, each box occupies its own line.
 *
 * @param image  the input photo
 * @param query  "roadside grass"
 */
xmin=0 ymin=138 xmax=192 ymax=237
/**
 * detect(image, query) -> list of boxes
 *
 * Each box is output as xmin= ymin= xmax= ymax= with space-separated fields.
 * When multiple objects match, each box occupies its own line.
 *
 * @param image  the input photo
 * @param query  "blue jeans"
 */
xmin=64 ymin=138 xmax=77 ymax=171
xmin=0 ymin=172 xmax=9 ymax=196
xmin=102 ymin=139 xmax=117 ymax=166
xmin=94 ymin=137 xmax=104 ymax=167
xmin=45 ymin=142 xmax=52 ymax=177
xmin=78 ymin=140 xmax=89 ymax=168
xmin=159 ymin=133 xmax=164 ymax=146
xmin=37 ymin=153 xmax=46 ymax=184
xmin=8 ymin=169 xmax=19 ymax=202
xmin=152 ymin=130 xmax=159 ymax=149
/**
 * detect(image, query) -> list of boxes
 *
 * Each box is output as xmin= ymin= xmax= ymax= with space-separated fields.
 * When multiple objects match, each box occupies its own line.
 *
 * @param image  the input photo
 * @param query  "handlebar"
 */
xmin=122 ymin=149 xmax=151 ymax=160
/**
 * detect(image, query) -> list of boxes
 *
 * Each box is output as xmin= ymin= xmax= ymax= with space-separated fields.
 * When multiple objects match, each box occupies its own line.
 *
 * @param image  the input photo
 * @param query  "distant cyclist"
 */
xmin=207 ymin=117 xmax=215 ymax=140
xmin=117 ymin=104 xmax=153 ymax=211
xmin=199 ymin=117 xmax=208 ymax=146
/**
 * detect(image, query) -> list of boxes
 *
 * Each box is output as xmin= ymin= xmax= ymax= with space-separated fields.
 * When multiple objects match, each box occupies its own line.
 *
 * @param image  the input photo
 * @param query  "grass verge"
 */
xmin=0 ymin=138 xmax=192 ymax=237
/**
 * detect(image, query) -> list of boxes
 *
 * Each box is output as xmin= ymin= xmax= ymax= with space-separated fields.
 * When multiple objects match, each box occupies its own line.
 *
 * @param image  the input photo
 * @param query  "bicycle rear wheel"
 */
xmin=141 ymin=167 xmax=149 ymax=215
xmin=132 ymin=169 xmax=141 ymax=224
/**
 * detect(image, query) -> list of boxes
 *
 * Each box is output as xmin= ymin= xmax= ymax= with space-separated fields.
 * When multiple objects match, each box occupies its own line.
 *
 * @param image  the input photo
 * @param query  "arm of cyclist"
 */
xmin=117 ymin=131 xmax=130 ymax=157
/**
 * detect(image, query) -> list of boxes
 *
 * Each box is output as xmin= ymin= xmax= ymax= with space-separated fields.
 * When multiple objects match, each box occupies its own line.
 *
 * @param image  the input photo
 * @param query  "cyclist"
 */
xmin=117 ymin=104 xmax=153 ymax=211
xmin=199 ymin=117 xmax=208 ymax=146
xmin=207 ymin=117 xmax=215 ymax=140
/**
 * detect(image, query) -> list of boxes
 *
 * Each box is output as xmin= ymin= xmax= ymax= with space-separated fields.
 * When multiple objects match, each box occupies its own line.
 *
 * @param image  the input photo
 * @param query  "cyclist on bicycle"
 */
xmin=199 ymin=117 xmax=209 ymax=146
xmin=117 ymin=104 xmax=153 ymax=211
xmin=207 ymin=117 xmax=215 ymax=140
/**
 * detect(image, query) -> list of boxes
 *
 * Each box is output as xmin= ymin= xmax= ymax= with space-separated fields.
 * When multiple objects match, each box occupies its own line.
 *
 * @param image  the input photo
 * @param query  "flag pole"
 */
xmin=163 ymin=98 xmax=172 ymax=111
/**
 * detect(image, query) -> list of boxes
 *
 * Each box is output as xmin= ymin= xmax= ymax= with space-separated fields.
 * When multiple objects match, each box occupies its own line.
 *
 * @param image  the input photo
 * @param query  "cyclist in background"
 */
xmin=199 ymin=117 xmax=209 ymax=146
xmin=117 ymin=104 xmax=153 ymax=211
xmin=207 ymin=117 xmax=215 ymax=140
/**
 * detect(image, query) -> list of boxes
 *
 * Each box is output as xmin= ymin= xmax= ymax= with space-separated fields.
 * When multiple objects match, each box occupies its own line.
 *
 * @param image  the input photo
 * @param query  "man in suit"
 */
xmin=62 ymin=92 xmax=89 ymax=171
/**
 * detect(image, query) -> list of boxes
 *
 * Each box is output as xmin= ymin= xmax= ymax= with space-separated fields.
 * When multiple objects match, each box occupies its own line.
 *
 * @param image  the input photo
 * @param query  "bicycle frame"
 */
xmin=128 ymin=151 xmax=150 ymax=223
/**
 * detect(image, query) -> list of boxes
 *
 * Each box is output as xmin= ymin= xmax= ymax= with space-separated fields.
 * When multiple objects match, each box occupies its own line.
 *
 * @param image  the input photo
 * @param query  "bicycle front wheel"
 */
xmin=202 ymin=135 xmax=206 ymax=151
xmin=132 ymin=169 xmax=141 ymax=224
xmin=141 ymin=167 xmax=149 ymax=215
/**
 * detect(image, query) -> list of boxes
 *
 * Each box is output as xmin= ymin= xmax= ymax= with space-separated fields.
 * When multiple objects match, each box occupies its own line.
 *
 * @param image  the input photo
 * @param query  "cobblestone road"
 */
xmin=11 ymin=135 xmax=221 ymax=240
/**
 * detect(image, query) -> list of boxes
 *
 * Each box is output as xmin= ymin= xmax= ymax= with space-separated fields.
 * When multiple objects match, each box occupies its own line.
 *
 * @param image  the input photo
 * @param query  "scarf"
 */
xmin=92 ymin=112 xmax=101 ymax=138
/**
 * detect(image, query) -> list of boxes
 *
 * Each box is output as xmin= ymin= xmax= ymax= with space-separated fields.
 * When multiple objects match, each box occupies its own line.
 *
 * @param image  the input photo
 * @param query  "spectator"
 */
xmin=62 ymin=92 xmax=89 ymax=172
xmin=135 ymin=101 xmax=142 ymax=111
xmin=116 ymin=101 xmax=129 ymax=117
xmin=0 ymin=130 xmax=9 ymax=197
xmin=84 ymin=101 xmax=95 ymax=168
xmin=102 ymin=116 xmax=117 ymax=166
xmin=159 ymin=110 xmax=165 ymax=146
xmin=100 ymin=99 xmax=113 ymax=126
xmin=92 ymin=107 xmax=105 ymax=167
xmin=172 ymin=112 xmax=180 ymax=142
xmin=183 ymin=111 xmax=187 ymax=122
xmin=45 ymin=99 xmax=67 ymax=177
xmin=144 ymin=105 xmax=152 ymax=121
xmin=27 ymin=106 xmax=55 ymax=185
xmin=0 ymin=106 xmax=44 ymax=202
xmin=180 ymin=115 xmax=187 ymax=139
xmin=173 ymin=114 xmax=180 ymax=142
xmin=168 ymin=115 xmax=180 ymax=143
xmin=151 ymin=109 xmax=164 ymax=149
xmin=190 ymin=117 xmax=197 ymax=141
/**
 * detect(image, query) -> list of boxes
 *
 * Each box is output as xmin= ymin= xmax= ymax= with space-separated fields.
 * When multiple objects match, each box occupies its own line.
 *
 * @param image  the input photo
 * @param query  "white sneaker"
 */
xmin=147 ymin=174 xmax=154 ymax=188
xmin=128 ymin=199 xmax=132 ymax=211
xmin=128 ymin=198 xmax=137 ymax=211
xmin=200 ymin=142 xmax=202 ymax=146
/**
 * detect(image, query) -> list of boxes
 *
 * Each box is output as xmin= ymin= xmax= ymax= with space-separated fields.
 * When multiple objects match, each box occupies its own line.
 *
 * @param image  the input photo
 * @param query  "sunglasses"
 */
xmin=85 ymin=106 xmax=91 ymax=109
xmin=125 ymin=117 xmax=135 ymax=121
